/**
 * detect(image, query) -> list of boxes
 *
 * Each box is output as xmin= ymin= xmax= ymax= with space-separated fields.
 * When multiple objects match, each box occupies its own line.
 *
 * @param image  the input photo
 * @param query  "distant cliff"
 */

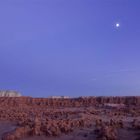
xmin=0 ymin=96 xmax=140 ymax=107
xmin=0 ymin=90 xmax=21 ymax=97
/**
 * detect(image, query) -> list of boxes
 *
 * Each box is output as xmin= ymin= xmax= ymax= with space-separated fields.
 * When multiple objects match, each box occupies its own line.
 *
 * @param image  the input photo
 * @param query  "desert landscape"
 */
xmin=0 ymin=0 xmax=140 ymax=140
xmin=0 ymin=93 xmax=140 ymax=140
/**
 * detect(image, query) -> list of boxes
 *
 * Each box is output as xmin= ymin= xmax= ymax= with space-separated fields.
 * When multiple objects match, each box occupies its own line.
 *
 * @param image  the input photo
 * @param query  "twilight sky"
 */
xmin=0 ymin=0 xmax=140 ymax=97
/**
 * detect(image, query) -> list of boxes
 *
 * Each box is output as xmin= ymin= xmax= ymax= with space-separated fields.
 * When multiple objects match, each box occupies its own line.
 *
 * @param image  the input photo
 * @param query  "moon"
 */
xmin=115 ymin=23 xmax=120 ymax=28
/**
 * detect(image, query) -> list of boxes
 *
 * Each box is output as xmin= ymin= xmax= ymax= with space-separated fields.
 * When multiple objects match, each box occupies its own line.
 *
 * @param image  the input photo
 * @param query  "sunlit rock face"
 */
xmin=0 ymin=90 xmax=21 ymax=97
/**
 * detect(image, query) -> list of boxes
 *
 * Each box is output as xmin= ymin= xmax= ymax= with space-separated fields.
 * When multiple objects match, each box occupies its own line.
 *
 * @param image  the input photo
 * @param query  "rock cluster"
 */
xmin=2 ymin=115 xmax=91 ymax=140
xmin=94 ymin=119 xmax=124 ymax=140
xmin=0 ymin=96 xmax=140 ymax=140
xmin=132 ymin=119 xmax=140 ymax=129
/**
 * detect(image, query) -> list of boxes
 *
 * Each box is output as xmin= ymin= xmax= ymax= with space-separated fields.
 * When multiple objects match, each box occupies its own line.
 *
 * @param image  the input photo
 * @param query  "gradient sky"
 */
xmin=0 ymin=0 xmax=140 ymax=97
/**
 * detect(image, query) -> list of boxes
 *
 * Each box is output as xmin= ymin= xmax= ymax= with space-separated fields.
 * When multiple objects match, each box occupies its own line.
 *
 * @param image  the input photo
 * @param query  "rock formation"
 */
xmin=0 ymin=96 xmax=140 ymax=140
xmin=0 ymin=90 xmax=21 ymax=97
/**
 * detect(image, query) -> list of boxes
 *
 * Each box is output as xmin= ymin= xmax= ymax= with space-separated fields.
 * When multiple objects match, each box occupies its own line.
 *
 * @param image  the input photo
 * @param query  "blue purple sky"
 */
xmin=0 ymin=0 xmax=140 ymax=97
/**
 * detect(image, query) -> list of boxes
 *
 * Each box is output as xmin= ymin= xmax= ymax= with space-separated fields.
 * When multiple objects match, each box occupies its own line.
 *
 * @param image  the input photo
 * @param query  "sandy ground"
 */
xmin=0 ymin=121 xmax=17 ymax=140
xmin=22 ymin=128 xmax=96 ymax=140
xmin=21 ymin=128 xmax=139 ymax=140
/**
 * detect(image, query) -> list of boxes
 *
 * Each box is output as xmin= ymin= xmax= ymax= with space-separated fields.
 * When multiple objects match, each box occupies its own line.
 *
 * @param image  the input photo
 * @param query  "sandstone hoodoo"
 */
xmin=0 ymin=96 xmax=140 ymax=140
xmin=0 ymin=90 xmax=21 ymax=97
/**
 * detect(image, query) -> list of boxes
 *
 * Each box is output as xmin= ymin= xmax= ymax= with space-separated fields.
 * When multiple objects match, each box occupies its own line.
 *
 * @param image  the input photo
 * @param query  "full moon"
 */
xmin=116 ymin=23 xmax=120 ymax=28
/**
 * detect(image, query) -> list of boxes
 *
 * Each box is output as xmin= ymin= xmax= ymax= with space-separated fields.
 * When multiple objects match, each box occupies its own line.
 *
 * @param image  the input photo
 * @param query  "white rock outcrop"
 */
xmin=0 ymin=90 xmax=21 ymax=97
